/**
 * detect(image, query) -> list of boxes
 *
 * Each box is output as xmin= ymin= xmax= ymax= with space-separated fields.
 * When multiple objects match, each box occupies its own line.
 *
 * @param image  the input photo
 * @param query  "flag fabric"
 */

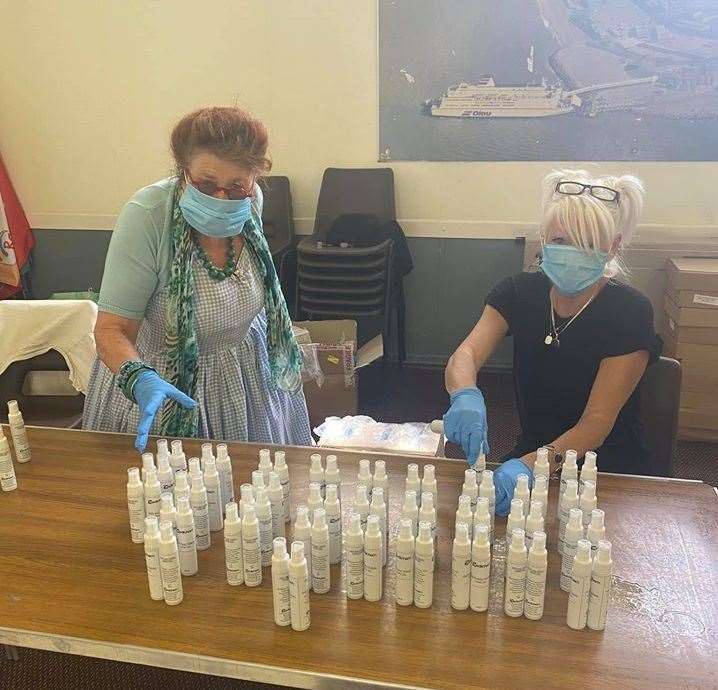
xmin=0 ymin=153 xmax=34 ymax=299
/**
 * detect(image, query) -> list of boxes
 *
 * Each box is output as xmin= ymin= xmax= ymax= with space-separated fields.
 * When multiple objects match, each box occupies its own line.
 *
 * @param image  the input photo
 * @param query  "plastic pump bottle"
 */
xmin=143 ymin=516 xmax=164 ymax=601
xmin=251 ymin=469 xmax=265 ymax=494
xmin=309 ymin=453 xmax=326 ymax=498
xmin=199 ymin=443 xmax=214 ymax=472
xmin=241 ymin=505 xmax=262 ymax=587
xmin=215 ymin=443 xmax=235 ymax=509
xmin=271 ymin=537 xmax=291 ymax=626
xmin=473 ymin=497 xmax=492 ymax=545
xmin=525 ymin=500 xmax=545 ymax=550
xmin=401 ymin=490 xmax=419 ymax=536
xmin=534 ymin=447 xmax=550 ymax=483
xmin=506 ymin=498 xmax=526 ymax=538
xmin=170 ymin=439 xmax=186 ymax=474
xmin=345 ymin=513 xmax=365 ymax=600
xmin=159 ymin=521 xmax=183 ymax=605
xmin=224 ymin=502 xmax=244 ymax=586
xmin=421 ymin=464 xmax=438 ymax=505
xmin=273 ymin=450 xmax=291 ymax=523
xmin=561 ymin=508 xmax=585 ymax=592
xmin=373 ymin=460 xmax=389 ymax=507
xmin=579 ymin=480 xmax=597 ymax=529
xmin=0 ymin=432 xmax=17 ymax=492
xmin=587 ymin=539 xmax=612 ymax=631
xmin=188 ymin=457 xmax=202 ymax=482
xmin=455 ymin=495 xmax=474 ymax=539
xmin=395 ymin=518 xmax=415 ymax=606
xmin=175 ymin=496 xmax=198 ymax=576
xmin=558 ymin=479 xmax=580 ymax=555
xmin=268 ymin=472 xmax=286 ymax=539
xmin=255 ymin=487 xmax=274 ymax=567
xmin=324 ymin=484 xmax=342 ymax=565
xmin=357 ymin=459 xmax=373 ymax=500
xmin=190 ymin=475 xmax=211 ymax=551
xmin=566 ymin=539 xmax=593 ymax=630
xmin=7 ymin=400 xmax=31 ymax=463
xmin=126 ymin=467 xmax=146 ymax=543
xmin=258 ymin=448 xmax=273 ymax=488
xmin=159 ymin=492 xmax=178 ymax=532
xmin=293 ymin=506 xmax=313 ymax=589
xmin=462 ymin=468 xmax=479 ymax=512
xmin=513 ymin=474 xmax=531 ymax=517
xmin=504 ymin=528 xmax=527 ymax=618
xmin=239 ymin=483 xmax=255 ymax=520
xmin=173 ymin=471 xmax=190 ymax=505
xmin=370 ymin=487 xmax=388 ymax=566
xmin=288 ymin=541 xmax=310 ymax=631
xmin=324 ymin=455 xmax=340 ymax=502
xmin=354 ymin=484 xmax=370 ymax=531
xmin=405 ymin=464 xmax=421 ymax=505
xmin=157 ymin=454 xmax=175 ymax=495
xmin=311 ymin=508 xmax=331 ymax=594
xmin=307 ymin=482 xmax=324 ymax=523
xmin=156 ymin=438 xmax=169 ymax=466
xmin=559 ymin=450 xmax=578 ymax=504
xmin=531 ymin=475 xmax=549 ymax=521
xmin=580 ymin=451 xmax=598 ymax=492
xmin=451 ymin=522 xmax=472 ymax=611
xmin=470 ymin=524 xmax=491 ymax=612
xmin=363 ymin=514 xmax=383 ymax=602
xmin=144 ymin=469 xmax=162 ymax=519
xmin=586 ymin=509 xmax=606 ymax=556
xmin=141 ymin=452 xmax=156 ymax=484
xmin=479 ymin=470 xmax=496 ymax=541
xmin=419 ymin=491 xmax=437 ymax=544
xmin=414 ymin=521 xmax=435 ymax=608
xmin=524 ymin=531 xmax=547 ymax=620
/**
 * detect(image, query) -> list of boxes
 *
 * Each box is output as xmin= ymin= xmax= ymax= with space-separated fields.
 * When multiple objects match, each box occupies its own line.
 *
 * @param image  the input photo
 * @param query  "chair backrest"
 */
xmin=261 ymin=176 xmax=295 ymax=254
xmin=638 ymin=356 xmax=681 ymax=477
xmin=313 ymin=168 xmax=395 ymax=239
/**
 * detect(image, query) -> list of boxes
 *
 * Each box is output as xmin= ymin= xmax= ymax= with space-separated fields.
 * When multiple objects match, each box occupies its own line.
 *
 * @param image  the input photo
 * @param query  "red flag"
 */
xmin=0 ymin=152 xmax=34 ymax=298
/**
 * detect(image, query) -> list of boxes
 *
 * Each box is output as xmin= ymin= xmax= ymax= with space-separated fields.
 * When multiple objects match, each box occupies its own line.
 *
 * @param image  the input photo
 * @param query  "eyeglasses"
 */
xmin=185 ymin=172 xmax=255 ymax=200
xmin=555 ymin=181 xmax=620 ymax=204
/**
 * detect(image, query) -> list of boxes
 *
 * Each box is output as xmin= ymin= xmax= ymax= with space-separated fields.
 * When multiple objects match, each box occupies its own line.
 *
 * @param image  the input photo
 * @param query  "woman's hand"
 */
xmin=494 ymin=458 xmax=533 ymax=516
xmin=133 ymin=371 xmax=196 ymax=452
xmin=443 ymin=387 xmax=490 ymax=466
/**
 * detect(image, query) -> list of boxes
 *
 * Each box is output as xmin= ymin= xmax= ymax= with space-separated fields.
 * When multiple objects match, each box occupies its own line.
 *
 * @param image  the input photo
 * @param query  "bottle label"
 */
xmin=242 ymin=535 xmax=262 ymax=585
xmin=159 ymin=553 xmax=183 ymax=603
xmin=346 ymin=544 xmax=364 ymax=598
xmin=363 ymin=545 xmax=382 ymax=599
xmin=272 ymin=570 xmax=291 ymax=625
xmin=414 ymin=552 xmax=434 ymax=606
xmin=524 ymin=563 xmax=546 ymax=618
xmin=311 ymin=540 xmax=330 ymax=592
xmin=470 ymin=558 xmax=490 ymax=610
xmin=504 ymin=561 xmax=527 ymax=615
xmin=289 ymin=572 xmax=310 ymax=629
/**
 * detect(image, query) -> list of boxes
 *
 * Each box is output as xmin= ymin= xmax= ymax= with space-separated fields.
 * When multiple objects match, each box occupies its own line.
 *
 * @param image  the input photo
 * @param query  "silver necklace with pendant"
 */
xmin=545 ymin=290 xmax=598 ymax=349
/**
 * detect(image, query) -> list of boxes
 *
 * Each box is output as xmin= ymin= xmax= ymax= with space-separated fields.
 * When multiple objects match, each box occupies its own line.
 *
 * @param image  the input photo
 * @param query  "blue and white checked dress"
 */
xmin=83 ymin=246 xmax=312 ymax=445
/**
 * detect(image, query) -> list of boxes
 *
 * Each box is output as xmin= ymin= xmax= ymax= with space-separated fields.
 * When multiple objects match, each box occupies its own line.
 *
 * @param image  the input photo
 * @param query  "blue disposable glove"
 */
xmin=132 ymin=370 xmax=196 ymax=453
xmin=494 ymin=458 xmax=533 ymax=517
xmin=442 ymin=387 xmax=489 ymax=467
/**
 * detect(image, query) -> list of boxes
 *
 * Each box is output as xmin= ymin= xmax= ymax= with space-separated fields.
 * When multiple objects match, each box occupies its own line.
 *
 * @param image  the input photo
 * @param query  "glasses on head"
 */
xmin=556 ymin=181 xmax=620 ymax=204
xmin=185 ymin=172 xmax=255 ymax=200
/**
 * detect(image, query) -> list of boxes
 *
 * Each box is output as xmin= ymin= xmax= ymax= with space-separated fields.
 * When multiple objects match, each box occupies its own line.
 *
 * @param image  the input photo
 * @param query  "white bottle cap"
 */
xmin=464 ymin=468 xmax=478 ymax=487
xmin=510 ymin=528 xmax=526 ymax=547
xmin=568 ymin=507 xmax=583 ymax=528
xmin=291 ymin=541 xmax=305 ymax=562
xmin=252 ymin=470 xmax=265 ymax=490
xmin=366 ymin=514 xmax=381 ymax=535
xmin=348 ymin=512 xmax=362 ymax=534
xmin=371 ymin=486 xmax=384 ymax=504
xmin=530 ymin=531 xmax=547 ymax=553
xmin=529 ymin=500 xmax=542 ymax=519
xmin=157 ymin=438 xmax=169 ymax=456
xmin=325 ymin=484 xmax=338 ymax=502
xmin=423 ymin=464 xmax=435 ymax=481
xmin=240 ymin=484 xmax=255 ymax=503
xmin=295 ymin=505 xmax=310 ymax=528
xmin=188 ymin=457 xmax=202 ymax=477
xmin=355 ymin=485 xmax=369 ymax=504
xmin=583 ymin=451 xmax=597 ymax=470
xmin=216 ymin=444 xmax=229 ymax=460
xmin=480 ymin=469 xmax=494 ymax=487
xmin=145 ymin=469 xmax=159 ymax=486
xmin=564 ymin=450 xmax=578 ymax=468
xmin=534 ymin=475 xmax=548 ymax=491
xmin=313 ymin=508 xmax=327 ymax=528
xmin=536 ymin=447 xmax=549 ymax=463
xmin=458 ymin=495 xmax=472 ymax=511
xmin=7 ymin=400 xmax=20 ymax=416
xmin=576 ymin=539 xmax=592 ymax=562
xmin=201 ymin=443 xmax=214 ymax=460
xmin=474 ymin=496 xmax=489 ymax=518
xmin=508 ymin=498 xmax=523 ymax=519
xmin=326 ymin=455 xmax=338 ymax=473
xmin=403 ymin=490 xmax=417 ymax=509
xmin=171 ymin=439 xmax=184 ymax=454
xmin=259 ymin=448 xmax=272 ymax=465
xmin=474 ymin=524 xmax=489 ymax=545
xmin=142 ymin=453 xmax=155 ymax=472
xmin=127 ymin=467 xmax=141 ymax=484
xmin=420 ymin=491 xmax=434 ymax=510
xmin=157 ymin=455 xmax=171 ymax=472
xmin=358 ymin=459 xmax=371 ymax=477
xmin=160 ymin=522 xmax=174 ymax=541
xmin=244 ymin=504 xmax=257 ymax=521
xmin=226 ymin=502 xmax=239 ymax=521
xmin=190 ymin=474 xmax=205 ymax=491
xmin=269 ymin=471 xmax=281 ymax=489
xmin=310 ymin=454 xmax=323 ymax=471
xmin=309 ymin=483 xmax=322 ymax=502
xmin=374 ymin=460 xmax=387 ymax=480
xmin=177 ymin=496 xmax=191 ymax=514
xmin=174 ymin=471 xmax=189 ymax=491
xmin=160 ymin=493 xmax=174 ymax=510
xmin=144 ymin=515 xmax=159 ymax=537
xmin=273 ymin=537 xmax=288 ymax=558
xmin=564 ymin=479 xmax=578 ymax=499
xmin=516 ymin=474 xmax=530 ymax=492
xmin=399 ymin=518 xmax=413 ymax=539
xmin=455 ymin=522 xmax=470 ymax=543
xmin=406 ymin=463 xmax=419 ymax=481
xmin=581 ymin=480 xmax=596 ymax=500
xmin=596 ymin=540 xmax=612 ymax=564
xmin=204 ymin=457 xmax=217 ymax=474
xmin=274 ymin=450 xmax=286 ymax=468
xmin=589 ymin=508 xmax=605 ymax=529
xmin=417 ymin=521 xmax=432 ymax=541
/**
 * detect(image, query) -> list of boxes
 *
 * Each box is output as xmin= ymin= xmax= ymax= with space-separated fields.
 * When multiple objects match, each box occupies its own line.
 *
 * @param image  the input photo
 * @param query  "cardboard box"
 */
xmin=664 ymin=294 xmax=718 ymax=329
xmin=662 ymin=317 xmax=718 ymax=346
xmin=666 ymin=284 xmax=718 ymax=310
xmin=667 ymin=257 xmax=718 ymax=292
xmin=678 ymin=409 xmax=718 ymax=432
xmin=293 ymin=320 xmax=382 ymax=431
xmin=680 ymin=391 xmax=718 ymax=416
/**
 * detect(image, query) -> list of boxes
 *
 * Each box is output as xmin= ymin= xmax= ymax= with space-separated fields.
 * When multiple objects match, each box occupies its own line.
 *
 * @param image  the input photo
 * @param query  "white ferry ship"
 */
xmin=424 ymin=75 xmax=580 ymax=118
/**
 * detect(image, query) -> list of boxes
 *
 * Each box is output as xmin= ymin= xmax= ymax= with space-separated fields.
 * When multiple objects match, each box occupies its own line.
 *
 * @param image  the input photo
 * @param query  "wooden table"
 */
xmin=1 ymin=426 xmax=716 ymax=690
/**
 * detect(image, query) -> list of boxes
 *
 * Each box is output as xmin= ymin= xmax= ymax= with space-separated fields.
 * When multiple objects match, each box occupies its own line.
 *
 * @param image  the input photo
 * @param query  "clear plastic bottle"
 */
xmin=141 ymin=452 xmax=156 ymax=484
xmin=224 ymin=502 xmax=244 ymax=586
xmin=567 ymin=539 xmax=592 ymax=630
xmin=159 ymin=521 xmax=183 ymax=605
xmin=363 ymin=515 xmax=383 ymax=602
xmin=188 ymin=457 xmax=202 ymax=483
xmin=251 ymin=469 xmax=265 ymax=494
xmin=587 ymin=539 xmax=612 ymax=631
xmin=414 ymin=521 xmax=435 ymax=608
xmin=524 ymin=531 xmax=547 ymax=621
xmin=288 ymin=541 xmax=310 ymax=631
xmin=344 ymin=513 xmax=364 ymax=600
xmin=159 ymin=492 xmax=178 ymax=533
xmin=175 ymin=496 xmax=198 ymax=576
xmin=156 ymin=438 xmax=169 ymax=467
xmin=143 ymin=516 xmax=164 ymax=600
xmin=157 ymin=454 xmax=175 ymax=495
xmin=451 ymin=522 xmax=472 ymax=611
xmin=395 ymin=518 xmax=415 ymax=606
xmin=324 ymin=484 xmax=342 ymax=565
xmin=126 ymin=467 xmax=145 ymax=543
xmin=470 ymin=524 xmax=491 ymax=612
xmin=271 ymin=537 xmax=291 ymax=626
xmin=200 ymin=443 xmax=215 ymax=472
xmin=241 ymin=505 xmax=262 ymax=587
xmin=504 ymin=528 xmax=527 ymax=617
xmin=239 ymin=483 xmax=255 ymax=520
xmin=325 ymin=455 xmax=341 ymax=506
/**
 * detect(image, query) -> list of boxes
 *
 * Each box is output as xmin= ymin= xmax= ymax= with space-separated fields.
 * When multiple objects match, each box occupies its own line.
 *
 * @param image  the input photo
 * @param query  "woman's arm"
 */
xmin=520 ymin=349 xmax=650 ymax=471
xmin=445 ymin=305 xmax=509 ymax=393
xmin=94 ymin=311 xmax=142 ymax=374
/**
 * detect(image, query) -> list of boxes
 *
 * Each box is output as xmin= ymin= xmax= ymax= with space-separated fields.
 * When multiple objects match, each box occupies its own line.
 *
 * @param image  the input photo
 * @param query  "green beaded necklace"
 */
xmin=193 ymin=234 xmax=238 ymax=281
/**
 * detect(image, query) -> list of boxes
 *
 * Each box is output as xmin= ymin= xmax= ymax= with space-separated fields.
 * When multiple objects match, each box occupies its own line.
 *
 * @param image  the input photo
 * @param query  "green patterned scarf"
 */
xmin=160 ymin=181 xmax=303 ymax=438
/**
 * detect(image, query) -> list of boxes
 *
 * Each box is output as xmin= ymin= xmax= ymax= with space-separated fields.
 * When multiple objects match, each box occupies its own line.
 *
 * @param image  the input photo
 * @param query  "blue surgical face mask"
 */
xmin=178 ymin=180 xmax=252 ymax=238
xmin=540 ymin=243 xmax=609 ymax=296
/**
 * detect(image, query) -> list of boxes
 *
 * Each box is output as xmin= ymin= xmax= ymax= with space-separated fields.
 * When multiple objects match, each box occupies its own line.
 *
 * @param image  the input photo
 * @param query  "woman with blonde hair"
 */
xmin=83 ymin=106 xmax=311 ymax=451
xmin=443 ymin=169 xmax=661 ymax=513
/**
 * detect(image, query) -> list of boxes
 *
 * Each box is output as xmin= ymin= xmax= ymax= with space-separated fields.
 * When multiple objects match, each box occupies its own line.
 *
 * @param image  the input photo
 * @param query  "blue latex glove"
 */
xmin=442 ymin=387 xmax=489 ymax=467
xmin=494 ymin=458 xmax=534 ymax=517
xmin=132 ymin=370 xmax=196 ymax=452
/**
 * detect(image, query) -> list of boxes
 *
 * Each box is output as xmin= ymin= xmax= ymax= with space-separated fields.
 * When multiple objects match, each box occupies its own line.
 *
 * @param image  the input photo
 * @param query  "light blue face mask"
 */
xmin=178 ymin=181 xmax=252 ymax=238
xmin=540 ymin=243 xmax=609 ymax=296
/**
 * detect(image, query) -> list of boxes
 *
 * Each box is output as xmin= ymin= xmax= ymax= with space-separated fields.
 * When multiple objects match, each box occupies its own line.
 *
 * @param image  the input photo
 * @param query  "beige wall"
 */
xmin=1 ymin=0 xmax=717 ymax=241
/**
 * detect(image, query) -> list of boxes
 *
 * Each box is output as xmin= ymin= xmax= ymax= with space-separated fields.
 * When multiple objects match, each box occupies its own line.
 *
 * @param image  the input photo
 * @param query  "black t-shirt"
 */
xmin=486 ymin=271 xmax=662 ymax=474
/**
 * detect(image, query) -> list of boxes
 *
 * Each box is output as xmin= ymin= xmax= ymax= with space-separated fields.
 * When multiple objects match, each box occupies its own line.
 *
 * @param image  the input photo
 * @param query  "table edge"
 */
xmin=0 ymin=627 xmax=430 ymax=690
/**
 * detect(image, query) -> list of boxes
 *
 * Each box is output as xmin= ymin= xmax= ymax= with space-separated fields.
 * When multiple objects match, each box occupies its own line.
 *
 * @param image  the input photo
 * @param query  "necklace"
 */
xmin=193 ymin=235 xmax=237 ymax=281
xmin=545 ymin=289 xmax=598 ymax=348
